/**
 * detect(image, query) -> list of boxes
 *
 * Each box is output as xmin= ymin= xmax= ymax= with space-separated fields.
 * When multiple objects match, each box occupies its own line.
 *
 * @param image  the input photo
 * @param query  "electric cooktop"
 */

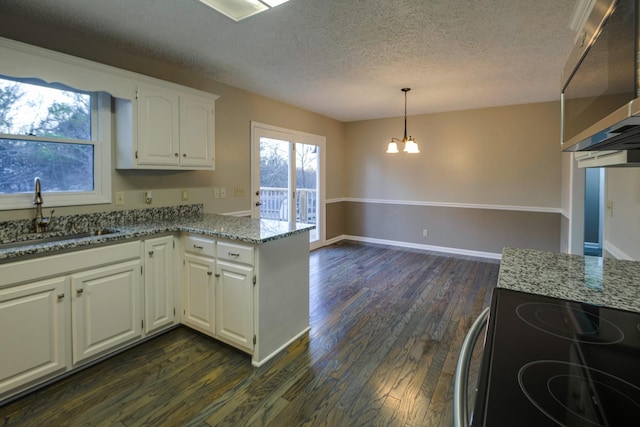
xmin=472 ymin=288 xmax=640 ymax=427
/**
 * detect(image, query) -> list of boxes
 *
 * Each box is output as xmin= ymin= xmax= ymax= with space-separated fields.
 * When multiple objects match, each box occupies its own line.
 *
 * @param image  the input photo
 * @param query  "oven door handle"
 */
xmin=454 ymin=307 xmax=490 ymax=427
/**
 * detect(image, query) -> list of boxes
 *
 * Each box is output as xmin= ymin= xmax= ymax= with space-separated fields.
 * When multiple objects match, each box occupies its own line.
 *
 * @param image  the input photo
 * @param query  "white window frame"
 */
xmin=0 ymin=91 xmax=112 ymax=210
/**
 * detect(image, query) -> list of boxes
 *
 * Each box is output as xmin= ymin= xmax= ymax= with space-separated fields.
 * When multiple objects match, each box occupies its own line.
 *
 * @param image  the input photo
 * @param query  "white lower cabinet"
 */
xmin=70 ymin=259 xmax=142 ymax=365
xmin=182 ymin=253 xmax=216 ymax=336
xmin=0 ymin=277 xmax=69 ymax=397
xmin=216 ymin=259 xmax=254 ymax=353
xmin=144 ymin=236 xmax=176 ymax=335
xmin=181 ymin=235 xmax=255 ymax=354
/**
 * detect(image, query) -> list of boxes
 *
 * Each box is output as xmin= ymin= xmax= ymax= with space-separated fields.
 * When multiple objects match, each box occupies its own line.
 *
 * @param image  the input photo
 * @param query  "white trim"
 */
xmin=323 ymin=234 xmax=502 ymax=260
xmin=221 ymin=210 xmax=252 ymax=217
xmin=250 ymin=121 xmax=326 ymax=251
xmin=328 ymin=197 xmax=561 ymax=214
xmin=251 ymin=326 xmax=310 ymax=367
xmin=560 ymin=209 xmax=571 ymax=219
xmin=326 ymin=197 xmax=345 ymax=204
xmin=0 ymin=92 xmax=112 ymax=210
xmin=603 ymin=240 xmax=635 ymax=261
xmin=0 ymin=37 xmax=220 ymax=102
xmin=569 ymin=0 xmax=596 ymax=33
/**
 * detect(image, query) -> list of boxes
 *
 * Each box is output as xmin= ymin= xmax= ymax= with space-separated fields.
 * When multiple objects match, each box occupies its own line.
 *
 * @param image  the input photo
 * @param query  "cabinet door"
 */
xmin=137 ymin=85 xmax=180 ymax=166
xmin=216 ymin=260 xmax=254 ymax=353
xmin=179 ymin=94 xmax=215 ymax=168
xmin=183 ymin=253 xmax=216 ymax=336
xmin=144 ymin=236 xmax=175 ymax=335
xmin=0 ymin=277 xmax=68 ymax=397
xmin=71 ymin=260 xmax=142 ymax=364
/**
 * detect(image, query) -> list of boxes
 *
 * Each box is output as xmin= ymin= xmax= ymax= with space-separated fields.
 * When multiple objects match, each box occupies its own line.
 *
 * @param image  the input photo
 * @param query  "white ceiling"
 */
xmin=0 ymin=0 xmax=579 ymax=122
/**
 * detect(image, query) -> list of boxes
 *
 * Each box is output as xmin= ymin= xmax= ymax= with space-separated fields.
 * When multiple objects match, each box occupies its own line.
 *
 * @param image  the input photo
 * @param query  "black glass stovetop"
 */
xmin=472 ymin=288 xmax=640 ymax=427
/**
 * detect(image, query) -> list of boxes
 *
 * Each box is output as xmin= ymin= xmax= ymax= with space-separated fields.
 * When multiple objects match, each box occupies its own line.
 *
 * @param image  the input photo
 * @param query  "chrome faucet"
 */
xmin=33 ymin=177 xmax=54 ymax=232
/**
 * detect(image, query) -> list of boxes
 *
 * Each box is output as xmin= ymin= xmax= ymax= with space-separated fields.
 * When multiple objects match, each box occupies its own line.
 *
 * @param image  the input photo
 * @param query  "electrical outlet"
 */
xmin=234 ymin=187 xmax=244 ymax=197
xmin=144 ymin=190 xmax=152 ymax=204
xmin=213 ymin=187 xmax=220 ymax=199
xmin=220 ymin=187 xmax=226 ymax=198
xmin=115 ymin=191 xmax=125 ymax=205
xmin=422 ymin=229 xmax=428 ymax=237
xmin=181 ymin=189 xmax=189 ymax=201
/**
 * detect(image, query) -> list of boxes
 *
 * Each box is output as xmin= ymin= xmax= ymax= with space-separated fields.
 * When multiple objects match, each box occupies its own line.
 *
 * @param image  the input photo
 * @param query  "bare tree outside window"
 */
xmin=0 ymin=76 xmax=94 ymax=194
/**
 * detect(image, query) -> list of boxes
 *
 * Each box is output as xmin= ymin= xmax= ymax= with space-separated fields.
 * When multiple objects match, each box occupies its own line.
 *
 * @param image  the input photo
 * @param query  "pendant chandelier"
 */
xmin=386 ymin=88 xmax=420 ymax=154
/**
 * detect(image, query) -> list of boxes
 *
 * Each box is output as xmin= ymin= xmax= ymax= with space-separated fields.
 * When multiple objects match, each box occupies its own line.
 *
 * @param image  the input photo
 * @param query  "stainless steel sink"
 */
xmin=0 ymin=229 xmax=121 ymax=250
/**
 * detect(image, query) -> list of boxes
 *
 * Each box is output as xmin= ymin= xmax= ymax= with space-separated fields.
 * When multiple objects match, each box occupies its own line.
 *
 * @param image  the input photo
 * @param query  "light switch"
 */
xmin=115 ymin=191 xmax=125 ymax=205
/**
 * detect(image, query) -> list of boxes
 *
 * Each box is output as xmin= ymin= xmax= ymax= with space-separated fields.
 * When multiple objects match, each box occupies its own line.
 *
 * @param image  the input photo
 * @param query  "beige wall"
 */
xmin=345 ymin=102 xmax=561 ymax=207
xmin=344 ymin=202 xmax=560 ymax=253
xmin=340 ymin=102 xmax=562 ymax=254
xmin=0 ymin=16 xmax=345 ymax=222
xmin=604 ymin=168 xmax=640 ymax=260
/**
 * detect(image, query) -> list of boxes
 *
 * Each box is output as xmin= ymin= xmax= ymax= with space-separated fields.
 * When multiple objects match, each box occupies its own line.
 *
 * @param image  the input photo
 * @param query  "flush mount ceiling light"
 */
xmin=386 ymin=88 xmax=420 ymax=154
xmin=198 ymin=0 xmax=290 ymax=22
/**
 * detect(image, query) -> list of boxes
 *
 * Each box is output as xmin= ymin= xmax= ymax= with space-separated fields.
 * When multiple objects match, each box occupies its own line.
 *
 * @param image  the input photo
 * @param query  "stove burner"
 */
xmin=516 ymin=303 xmax=624 ymax=344
xmin=519 ymin=360 xmax=640 ymax=426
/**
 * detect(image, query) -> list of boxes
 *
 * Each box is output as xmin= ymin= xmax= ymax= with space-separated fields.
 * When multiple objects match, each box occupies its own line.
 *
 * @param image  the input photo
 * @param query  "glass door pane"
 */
xmin=295 ymin=142 xmax=319 ymax=243
xmin=258 ymin=136 xmax=292 ymax=221
xmin=251 ymin=122 xmax=323 ymax=249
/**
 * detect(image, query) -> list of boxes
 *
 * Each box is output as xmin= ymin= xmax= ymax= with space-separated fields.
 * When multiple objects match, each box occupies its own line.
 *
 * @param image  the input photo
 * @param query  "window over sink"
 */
xmin=0 ymin=74 xmax=111 ymax=210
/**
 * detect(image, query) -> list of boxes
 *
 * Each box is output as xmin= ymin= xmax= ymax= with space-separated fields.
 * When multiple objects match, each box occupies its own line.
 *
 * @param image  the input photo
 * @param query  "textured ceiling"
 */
xmin=0 ymin=0 xmax=578 ymax=122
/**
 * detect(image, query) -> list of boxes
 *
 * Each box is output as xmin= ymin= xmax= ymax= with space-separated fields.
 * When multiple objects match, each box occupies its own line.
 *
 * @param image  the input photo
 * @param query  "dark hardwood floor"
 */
xmin=0 ymin=241 xmax=500 ymax=427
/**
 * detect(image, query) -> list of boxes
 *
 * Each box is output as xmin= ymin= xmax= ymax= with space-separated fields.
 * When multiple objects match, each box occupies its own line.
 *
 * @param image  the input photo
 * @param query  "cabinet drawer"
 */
xmin=217 ymin=242 xmax=254 ymax=265
xmin=183 ymin=235 xmax=215 ymax=257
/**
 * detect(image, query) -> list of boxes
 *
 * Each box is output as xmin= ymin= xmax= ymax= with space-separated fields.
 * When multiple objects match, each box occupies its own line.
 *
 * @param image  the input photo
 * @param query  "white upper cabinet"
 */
xmin=180 ymin=94 xmax=216 ymax=168
xmin=116 ymin=83 xmax=217 ymax=170
xmin=137 ymin=86 xmax=181 ymax=166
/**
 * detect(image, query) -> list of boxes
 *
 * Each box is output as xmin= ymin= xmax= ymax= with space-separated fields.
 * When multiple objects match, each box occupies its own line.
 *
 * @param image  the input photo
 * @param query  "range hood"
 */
xmin=560 ymin=0 xmax=640 ymax=157
xmin=564 ymin=114 xmax=640 ymax=152
xmin=575 ymin=148 xmax=640 ymax=168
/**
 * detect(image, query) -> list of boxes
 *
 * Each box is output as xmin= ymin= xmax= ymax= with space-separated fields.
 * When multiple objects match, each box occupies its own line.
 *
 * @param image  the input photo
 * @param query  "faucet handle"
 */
xmin=41 ymin=209 xmax=55 ymax=229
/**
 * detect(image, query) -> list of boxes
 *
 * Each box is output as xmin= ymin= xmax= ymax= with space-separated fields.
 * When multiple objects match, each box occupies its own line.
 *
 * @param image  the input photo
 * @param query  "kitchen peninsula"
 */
xmin=0 ymin=205 xmax=314 ymax=404
xmin=470 ymin=247 xmax=640 ymax=426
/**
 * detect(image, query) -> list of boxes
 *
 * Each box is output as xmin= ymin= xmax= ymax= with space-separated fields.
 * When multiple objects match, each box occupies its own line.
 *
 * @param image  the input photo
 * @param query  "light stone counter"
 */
xmin=498 ymin=247 xmax=640 ymax=313
xmin=0 ymin=208 xmax=314 ymax=262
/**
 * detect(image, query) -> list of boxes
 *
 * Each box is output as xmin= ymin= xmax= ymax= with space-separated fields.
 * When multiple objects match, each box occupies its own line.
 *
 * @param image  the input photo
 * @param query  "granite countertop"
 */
xmin=498 ymin=247 xmax=640 ymax=313
xmin=0 ymin=213 xmax=315 ymax=262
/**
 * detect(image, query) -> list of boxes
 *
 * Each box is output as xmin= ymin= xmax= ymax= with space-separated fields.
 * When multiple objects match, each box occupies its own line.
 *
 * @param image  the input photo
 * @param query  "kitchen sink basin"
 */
xmin=0 ymin=229 xmax=121 ymax=250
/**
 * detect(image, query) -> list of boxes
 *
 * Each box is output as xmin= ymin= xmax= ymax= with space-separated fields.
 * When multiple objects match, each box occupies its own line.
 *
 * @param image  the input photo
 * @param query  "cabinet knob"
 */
xmin=183 ymin=153 xmax=187 ymax=157
xmin=148 ymin=250 xmax=154 ymax=257
xmin=174 ymin=153 xmax=179 ymax=157
xmin=57 ymin=293 xmax=65 ymax=300
xmin=207 ymin=271 xmax=213 ymax=276
xmin=76 ymin=288 xmax=84 ymax=295
xmin=215 ymin=273 xmax=221 ymax=278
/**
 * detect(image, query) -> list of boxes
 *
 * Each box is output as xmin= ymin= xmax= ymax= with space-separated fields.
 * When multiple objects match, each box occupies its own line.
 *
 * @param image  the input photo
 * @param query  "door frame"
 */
xmin=250 ymin=121 xmax=326 ymax=250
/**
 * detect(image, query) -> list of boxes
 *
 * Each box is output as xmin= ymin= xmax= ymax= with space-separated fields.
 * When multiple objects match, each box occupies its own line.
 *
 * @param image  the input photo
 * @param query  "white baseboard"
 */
xmin=251 ymin=326 xmax=311 ymax=368
xmin=322 ymin=234 xmax=502 ymax=260
xmin=603 ymin=240 xmax=635 ymax=260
